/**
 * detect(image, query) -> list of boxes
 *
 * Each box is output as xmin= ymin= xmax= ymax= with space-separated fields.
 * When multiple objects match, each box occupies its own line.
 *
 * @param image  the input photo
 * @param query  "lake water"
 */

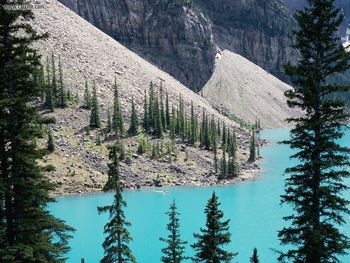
xmin=49 ymin=128 xmax=350 ymax=262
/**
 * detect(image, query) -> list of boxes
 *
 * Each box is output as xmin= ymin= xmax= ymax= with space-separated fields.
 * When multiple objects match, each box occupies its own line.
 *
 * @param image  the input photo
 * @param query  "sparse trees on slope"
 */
xmin=248 ymin=128 xmax=256 ymax=162
xmin=160 ymin=200 xmax=188 ymax=263
xmin=278 ymin=0 xmax=350 ymax=262
xmin=0 ymin=4 xmax=73 ymax=261
xmin=98 ymin=144 xmax=136 ymax=263
xmin=57 ymin=57 xmax=67 ymax=108
xmin=191 ymin=192 xmax=236 ymax=262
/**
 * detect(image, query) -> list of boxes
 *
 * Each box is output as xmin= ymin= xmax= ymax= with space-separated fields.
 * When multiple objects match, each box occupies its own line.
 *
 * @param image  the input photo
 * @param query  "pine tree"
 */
xmin=170 ymin=105 xmax=176 ymax=140
xmin=98 ymin=144 xmax=136 ymax=263
xmin=190 ymin=101 xmax=196 ymax=145
xmin=248 ymin=128 xmax=256 ymax=162
xmin=250 ymin=248 xmax=259 ymax=263
xmin=112 ymin=80 xmax=124 ymax=136
xmin=160 ymin=200 xmax=188 ymax=263
xmin=51 ymin=52 xmax=58 ymax=102
xmin=191 ymin=192 xmax=236 ymax=262
xmin=278 ymin=1 xmax=350 ymax=262
xmin=155 ymin=95 xmax=163 ymax=139
xmin=57 ymin=57 xmax=67 ymax=107
xmin=90 ymin=82 xmax=101 ymax=128
xmin=143 ymin=90 xmax=150 ymax=132
xmin=219 ymin=146 xmax=227 ymax=179
xmin=44 ymin=56 xmax=54 ymax=111
xmin=84 ymin=80 xmax=92 ymax=109
xmin=128 ymin=96 xmax=139 ymax=136
xmin=107 ymin=109 xmax=112 ymax=132
xmin=0 ymin=5 xmax=73 ymax=262
xmin=47 ymin=129 xmax=55 ymax=153
xmin=165 ymin=91 xmax=170 ymax=129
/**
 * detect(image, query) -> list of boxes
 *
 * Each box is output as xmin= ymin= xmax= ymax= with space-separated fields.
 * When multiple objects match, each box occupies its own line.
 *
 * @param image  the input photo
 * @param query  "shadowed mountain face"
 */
xmin=283 ymin=0 xmax=350 ymax=35
xmin=58 ymin=0 xmax=297 ymax=90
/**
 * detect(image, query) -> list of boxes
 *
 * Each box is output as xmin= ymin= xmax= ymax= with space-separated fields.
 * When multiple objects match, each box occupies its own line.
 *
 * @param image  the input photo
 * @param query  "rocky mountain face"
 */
xmin=59 ymin=0 xmax=216 ymax=91
xmin=59 ymin=0 xmax=297 ymax=90
xmin=283 ymin=0 xmax=350 ymax=35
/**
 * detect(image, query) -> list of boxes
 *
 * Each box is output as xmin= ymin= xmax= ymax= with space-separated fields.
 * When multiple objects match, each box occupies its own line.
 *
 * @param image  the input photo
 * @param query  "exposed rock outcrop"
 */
xmin=59 ymin=0 xmax=297 ymax=89
xmin=59 ymin=0 xmax=216 ymax=91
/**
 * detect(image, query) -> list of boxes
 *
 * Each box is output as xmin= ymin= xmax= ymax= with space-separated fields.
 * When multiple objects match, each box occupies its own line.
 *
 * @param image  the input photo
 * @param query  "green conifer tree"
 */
xmin=58 ymin=57 xmax=67 ymax=108
xmin=278 ymin=1 xmax=350 ymax=262
xmin=250 ymin=248 xmax=259 ymax=263
xmin=128 ymin=96 xmax=139 ymax=136
xmin=98 ymin=144 xmax=136 ymax=263
xmin=160 ymin=200 xmax=188 ymax=263
xmin=107 ymin=108 xmax=112 ymax=132
xmin=143 ymin=90 xmax=150 ymax=132
xmin=0 ymin=5 xmax=73 ymax=261
xmin=84 ymin=80 xmax=92 ymax=109
xmin=165 ymin=91 xmax=170 ymax=129
xmin=90 ymin=82 xmax=101 ymax=128
xmin=51 ymin=52 xmax=58 ymax=103
xmin=112 ymin=80 xmax=124 ymax=136
xmin=191 ymin=192 xmax=236 ymax=262
xmin=248 ymin=128 xmax=256 ymax=162
xmin=47 ymin=129 xmax=55 ymax=153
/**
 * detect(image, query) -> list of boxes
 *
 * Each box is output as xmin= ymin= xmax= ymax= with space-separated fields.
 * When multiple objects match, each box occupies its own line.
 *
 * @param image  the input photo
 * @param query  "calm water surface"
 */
xmin=49 ymin=128 xmax=350 ymax=262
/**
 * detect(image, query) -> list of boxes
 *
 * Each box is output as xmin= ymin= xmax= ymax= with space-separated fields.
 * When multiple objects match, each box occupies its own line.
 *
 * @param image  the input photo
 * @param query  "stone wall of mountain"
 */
xmin=283 ymin=0 xmax=350 ymax=35
xmin=59 ymin=0 xmax=297 ymax=89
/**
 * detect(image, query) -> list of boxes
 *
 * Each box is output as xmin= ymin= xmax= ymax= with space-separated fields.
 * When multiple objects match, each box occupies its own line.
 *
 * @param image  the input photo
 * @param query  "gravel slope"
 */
xmin=203 ymin=50 xmax=301 ymax=128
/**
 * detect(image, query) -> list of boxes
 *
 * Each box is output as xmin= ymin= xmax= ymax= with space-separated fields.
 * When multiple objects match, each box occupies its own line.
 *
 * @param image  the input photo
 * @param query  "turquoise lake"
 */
xmin=49 ymin=128 xmax=350 ymax=262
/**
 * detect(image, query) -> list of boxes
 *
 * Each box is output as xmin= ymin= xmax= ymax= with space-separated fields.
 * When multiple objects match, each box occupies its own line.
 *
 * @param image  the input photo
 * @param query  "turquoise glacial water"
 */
xmin=49 ymin=128 xmax=350 ymax=262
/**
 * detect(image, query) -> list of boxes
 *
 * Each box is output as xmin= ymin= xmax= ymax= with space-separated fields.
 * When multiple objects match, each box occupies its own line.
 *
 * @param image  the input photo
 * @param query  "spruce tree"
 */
xmin=165 ymin=91 xmax=170 ymax=129
xmin=0 ymin=4 xmax=73 ymax=262
xmin=128 ymin=96 xmax=139 ymax=136
xmin=250 ymin=248 xmax=259 ymax=263
xmin=98 ymin=144 xmax=136 ymax=263
xmin=191 ymin=192 xmax=236 ymax=262
xmin=248 ymin=128 xmax=256 ymax=162
xmin=106 ymin=108 xmax=112 ymax=132
xmin=143 ymin=90 xmax=150 ymax=132
xmin=90 ymin=82 xmax=101 ymax=128
xmin=57 ymin=57 xmax=67 ymax=108
xmin=51 ymin=52 xmax=58 ymax=102
xmin=160 ymin=200 xmax=188 ymax=263
xmin=279 ymin=0 xmax=350 ymax=262
xmin=47 ymin=129 xmax=55 ymax=153
xmin=112 ymin=80 xmax=124 ymax=136
xmin=44 ymin=56 xmax=54 ymax=111
xmin=84 ymin=80 xmax=92 ymax=109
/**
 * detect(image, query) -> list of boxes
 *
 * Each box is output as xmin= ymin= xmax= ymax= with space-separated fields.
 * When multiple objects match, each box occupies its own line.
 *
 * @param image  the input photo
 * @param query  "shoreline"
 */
xmin=50 ymin=165 xmax=262 ymax=198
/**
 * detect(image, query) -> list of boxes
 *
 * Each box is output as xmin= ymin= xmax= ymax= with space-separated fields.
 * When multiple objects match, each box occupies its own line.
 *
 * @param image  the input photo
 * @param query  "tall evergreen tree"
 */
xmin=250 ymin=248 xmax=259 ymax=263
xmin=90 ymin=82 xmax=101 ymax=128
xmin=112 ymin=80 xmax=124 ymax=136
xmin=57 ymin=57 xmax=67 ymax=108
xmin=51 ymin=52 xmax=58 ymax=102
xmin=143 ymin=90 xmax=150 ymax=132
xmin=98 ymin=144 xmax=136 ymax=263
xmin=165 ymin=91 xmax=170 ymax=129
xmin=248 ymin=128 xmax=256 ymax=162
xmin=128 ymin=96 xmax=139 ymax=136
xmin=47 ymin=128 xmax=55 ymax=153
xmin=84 ymin=79 xmax=92 ymax=109
xmin=160 ymin=200 xmax=188 ymax=263
xmin=278 ymin=0 xmax=350 ymax=262
xmin=0 ymin=4 xmax=73 ymax=262
xmin=191 ymin=192 xmax=236 ymax=262
xmin=44 ymin=57 xmax=54 ymax=111
xmin=107 ymin=108 xmax=112 ymax=133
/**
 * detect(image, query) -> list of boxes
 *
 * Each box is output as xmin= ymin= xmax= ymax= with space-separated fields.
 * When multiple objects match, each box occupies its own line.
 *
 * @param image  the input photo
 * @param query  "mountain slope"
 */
xmin=32 ymin=0 xmax=257 ymax=195
xmin=58 ymin=0 xmax=297 ymax=89
xmin=203 ymin=51 xmax=300 ymax=128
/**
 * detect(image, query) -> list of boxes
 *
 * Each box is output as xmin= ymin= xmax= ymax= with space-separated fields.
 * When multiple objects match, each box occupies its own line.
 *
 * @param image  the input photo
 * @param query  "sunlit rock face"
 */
xmin=59 ymin=0 xmax=298 ymax=89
